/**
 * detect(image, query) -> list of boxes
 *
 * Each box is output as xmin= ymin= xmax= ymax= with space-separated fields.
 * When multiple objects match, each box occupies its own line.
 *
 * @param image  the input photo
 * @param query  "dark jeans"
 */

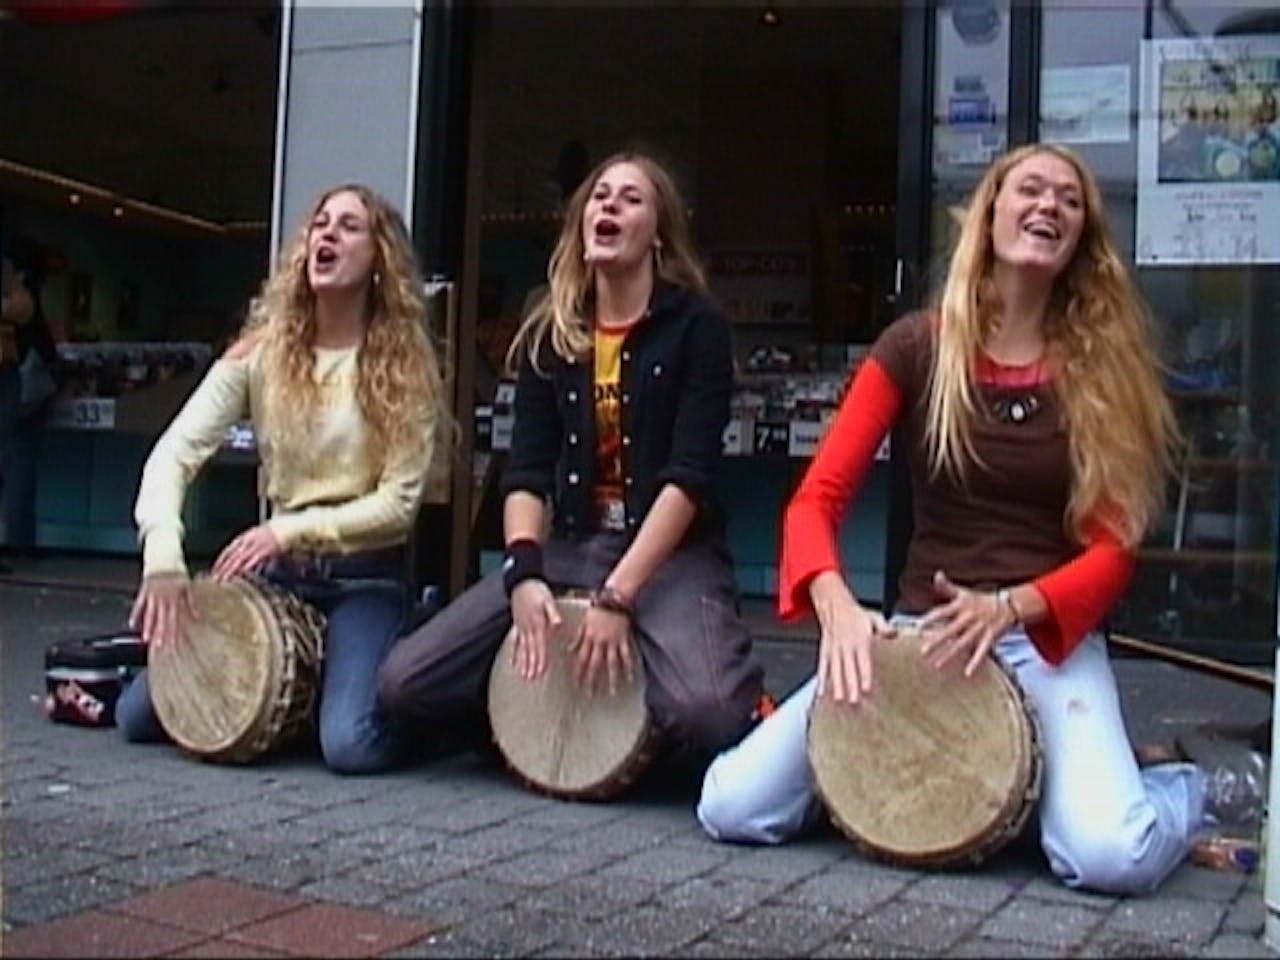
xmin=378 ymin=531 xmax=765 ymax=760
xmin=117 ymin=548 xmax=410 ymax=774
xmin=0 ymin=363 xmax=21 ymax=549
xmin=3 ymin=404 xmax=44 ymax=551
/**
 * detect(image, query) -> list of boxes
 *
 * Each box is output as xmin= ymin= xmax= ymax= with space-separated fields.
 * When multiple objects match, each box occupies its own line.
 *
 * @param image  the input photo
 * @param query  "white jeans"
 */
xmin=697 ymin=627 xmax=1205 ymax=894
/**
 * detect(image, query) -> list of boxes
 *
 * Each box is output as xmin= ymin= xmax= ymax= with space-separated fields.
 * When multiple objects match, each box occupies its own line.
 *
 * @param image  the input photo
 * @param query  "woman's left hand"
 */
xmin=211 ymin=525 xmax=284 ymax=582
xmin=918 ymin=570 xmax=1015 ymax=677
xmin=571 ymin=606 xmax=635 ymax=696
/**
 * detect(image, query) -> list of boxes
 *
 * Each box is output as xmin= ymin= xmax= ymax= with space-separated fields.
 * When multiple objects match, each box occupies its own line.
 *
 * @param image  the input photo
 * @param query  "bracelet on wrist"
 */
xmin=502 ymin=538 xmax=544 ymax=597
xmin=995 ymin=587 xmax=1021 ymax=626
xmin=589 ymin=584 xmax=634 ymax=619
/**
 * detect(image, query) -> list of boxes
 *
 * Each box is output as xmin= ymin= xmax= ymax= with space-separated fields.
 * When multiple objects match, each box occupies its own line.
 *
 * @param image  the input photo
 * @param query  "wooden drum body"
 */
xmin=148 ymin=576 xmax=326 ymax=764
xmin=488 ymin=595 xmax=658 ymax=800
xmin=807 ymin=628 xmax=1042 ymax=868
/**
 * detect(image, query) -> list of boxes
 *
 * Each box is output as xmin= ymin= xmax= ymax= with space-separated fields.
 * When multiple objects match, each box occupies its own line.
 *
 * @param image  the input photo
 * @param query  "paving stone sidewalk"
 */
xmin=1 ymin=579 xmax=1275 ymax=957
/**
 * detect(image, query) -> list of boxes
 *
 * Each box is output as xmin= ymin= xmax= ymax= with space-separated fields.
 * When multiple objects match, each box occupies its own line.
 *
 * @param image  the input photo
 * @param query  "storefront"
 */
xmin=4 ymin=1 xmax=1278 ymax=665
xmin=440 ymin=1 xmax=1280 ymax=665
xmin=456 ymin=3 xmax=908 ymax=607
xmin=1026 ymin=1 xmax=1280 ymax=664
xmin=0 ymin=2 xmax=280 ymax=555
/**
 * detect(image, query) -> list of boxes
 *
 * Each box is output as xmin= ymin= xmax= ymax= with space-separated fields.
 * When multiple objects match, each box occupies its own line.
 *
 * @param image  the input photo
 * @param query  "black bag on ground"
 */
xmin=44 ymin=633 xmax=148 ymax=727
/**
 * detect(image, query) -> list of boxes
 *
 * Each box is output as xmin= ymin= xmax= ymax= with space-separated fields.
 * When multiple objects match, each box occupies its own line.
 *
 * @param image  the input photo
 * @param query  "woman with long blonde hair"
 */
xmin=697 ymin=145 xmax=1240 ymax=894
xmin=121 ymin=184 xmax=446 ymax=774
xmin=379 ymin=151 xmax=765 ymax=782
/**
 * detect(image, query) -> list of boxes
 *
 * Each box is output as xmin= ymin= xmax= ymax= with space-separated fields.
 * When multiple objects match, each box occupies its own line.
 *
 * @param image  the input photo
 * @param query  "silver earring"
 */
xmin=373 ymin=271 xmax=382 ymax=286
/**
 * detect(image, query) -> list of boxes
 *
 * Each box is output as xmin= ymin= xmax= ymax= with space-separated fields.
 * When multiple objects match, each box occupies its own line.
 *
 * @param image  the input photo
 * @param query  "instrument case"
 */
xmin=44 ymin=632 xmax=148 ymax=727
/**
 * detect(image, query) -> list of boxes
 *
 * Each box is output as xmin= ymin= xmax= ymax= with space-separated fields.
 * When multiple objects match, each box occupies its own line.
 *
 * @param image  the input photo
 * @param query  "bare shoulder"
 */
xmin=222 ymin=329 xmax=264 ymax=361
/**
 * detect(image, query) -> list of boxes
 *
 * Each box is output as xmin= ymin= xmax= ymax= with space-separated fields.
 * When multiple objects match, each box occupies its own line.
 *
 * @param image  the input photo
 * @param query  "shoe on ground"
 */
xmin=1181 ymin=733 xmax=1269 ymax=833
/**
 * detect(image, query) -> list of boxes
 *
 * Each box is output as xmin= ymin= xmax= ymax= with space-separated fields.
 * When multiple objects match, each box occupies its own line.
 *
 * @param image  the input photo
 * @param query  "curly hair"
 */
xmin=505 ymin=151 xmax=707 ymax=372
xmin=926 ymin=143 xmax=1180 ymax=547
xmin=244 ymin=184 xmax=448 ymax=467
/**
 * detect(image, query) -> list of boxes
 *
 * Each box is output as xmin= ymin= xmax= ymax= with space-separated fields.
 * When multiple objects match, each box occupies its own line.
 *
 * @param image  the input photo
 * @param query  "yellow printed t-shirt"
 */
xmin=593 ymin=324 xmax=627 ymax=528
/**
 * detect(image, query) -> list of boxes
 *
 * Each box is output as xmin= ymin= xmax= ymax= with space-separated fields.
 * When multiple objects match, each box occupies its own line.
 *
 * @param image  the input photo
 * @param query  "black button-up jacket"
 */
xmin=500 ymin=281 xmax=732 ymax=543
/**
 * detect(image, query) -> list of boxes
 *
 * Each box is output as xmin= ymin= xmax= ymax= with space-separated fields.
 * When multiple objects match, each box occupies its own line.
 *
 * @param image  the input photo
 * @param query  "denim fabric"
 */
xmin=117 ymin=550 xmax=409 ymax=774
xmin=0 ymin=363 xmax=18 ymax=443
xmin=0 ymin=363 xmax=19 ymax=550
xmin=3 ymin=401 xmax=43 ymax=550
xmin=696 ymin=622 xmax=1205 ymax=895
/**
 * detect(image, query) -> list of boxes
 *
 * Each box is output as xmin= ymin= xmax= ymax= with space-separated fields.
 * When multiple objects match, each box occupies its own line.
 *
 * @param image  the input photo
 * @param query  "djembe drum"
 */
xmin=807 ymin=627 xmax=1042 ymax=867
xmin=148 ymin=575 xmax=326 ymax=764
xmin=488 ymin=594 xmax=660 ymax=800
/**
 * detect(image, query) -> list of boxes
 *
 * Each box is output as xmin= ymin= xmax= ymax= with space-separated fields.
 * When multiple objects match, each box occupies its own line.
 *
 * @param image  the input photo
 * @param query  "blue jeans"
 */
xmin=118 ymin=551 xmax=410 ymax=774
xmin=0 ymin=362 xmax=21 ymax=547
xmin=3 ymin=401 xmax=44 ymax=551
xmin=696 ymin=623 xmax=1205 ymax=895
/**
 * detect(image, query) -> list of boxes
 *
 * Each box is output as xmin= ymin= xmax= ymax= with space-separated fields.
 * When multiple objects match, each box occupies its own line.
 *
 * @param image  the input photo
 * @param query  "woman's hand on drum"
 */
xmin=129 ymin=573 xmax=196 ymax=650
xmin=211 ymin=524 xmax=284 ymax=582
xmin=510 ymin=578 xmax=560 ymax=681
xmin=918 ymin=570 xmax=1016 ymax=677
xmin=572 ymin=606 xmax=634 ymax=697
xmin=812 ymin=570 xmax=893 ymax=705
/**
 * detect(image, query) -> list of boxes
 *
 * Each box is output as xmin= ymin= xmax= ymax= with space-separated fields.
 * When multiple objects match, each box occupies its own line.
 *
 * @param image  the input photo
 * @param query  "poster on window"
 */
xmin=1040 ymin=65 xmax=1131 ymax=145
xmin=1136 ymin=35 xmax=1280 ymax=265
xmin=932 ymin=0 xmax=1009 ymax=172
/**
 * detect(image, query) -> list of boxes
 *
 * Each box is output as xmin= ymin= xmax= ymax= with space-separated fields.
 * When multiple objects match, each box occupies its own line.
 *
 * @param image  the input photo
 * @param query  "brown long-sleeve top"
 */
xmin=780 ymin=311 xmax=1135 ymax=665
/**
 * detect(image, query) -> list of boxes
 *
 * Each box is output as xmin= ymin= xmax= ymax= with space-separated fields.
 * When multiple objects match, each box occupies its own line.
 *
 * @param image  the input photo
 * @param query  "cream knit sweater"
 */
xmin=134 ymin=342 xmax=435 ymax=577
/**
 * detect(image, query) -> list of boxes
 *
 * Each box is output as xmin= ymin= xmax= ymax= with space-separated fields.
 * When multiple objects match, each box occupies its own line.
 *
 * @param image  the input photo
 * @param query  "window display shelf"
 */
xmin=1138 ymin=547 xmax=1275 ymax=565
xmin=47 ymin=341 xmax=213 ymax=435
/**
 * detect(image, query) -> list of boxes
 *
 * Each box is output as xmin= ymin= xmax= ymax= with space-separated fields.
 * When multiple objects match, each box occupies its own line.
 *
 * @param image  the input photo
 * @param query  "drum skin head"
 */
xmin=488 ymin=596 xmax=651 ymax=799
xmin=149 ymin=578 xmax=281 ymax=762
xmin=807 ymin=629 xmax=1040 ymax=867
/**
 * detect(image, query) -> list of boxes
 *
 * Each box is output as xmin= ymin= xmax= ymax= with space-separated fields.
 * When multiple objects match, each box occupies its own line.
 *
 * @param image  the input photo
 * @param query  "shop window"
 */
xmin=1039 ymin=2 xmax=1280 ymax=663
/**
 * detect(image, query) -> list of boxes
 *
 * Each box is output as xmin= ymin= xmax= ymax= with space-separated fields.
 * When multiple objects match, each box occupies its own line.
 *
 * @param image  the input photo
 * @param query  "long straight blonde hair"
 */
xmin=926 ymin=143 xmax=1180 ymax=547
xmin=505 ymin=151 xmax=707 ymax=372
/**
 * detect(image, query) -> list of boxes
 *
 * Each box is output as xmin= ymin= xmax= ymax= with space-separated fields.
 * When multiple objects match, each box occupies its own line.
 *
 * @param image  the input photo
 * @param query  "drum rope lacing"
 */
xmin=239 ymin=575 xmax=326 ymax=759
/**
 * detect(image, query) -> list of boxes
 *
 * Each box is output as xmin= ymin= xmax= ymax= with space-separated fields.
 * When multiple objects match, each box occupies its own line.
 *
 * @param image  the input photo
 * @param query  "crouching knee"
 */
xmin=661 ymin=695 xmax=754 ymax=757
xmin=1046 ymin=830 xmax=1171 ymax=896
xmin=115 ymin=673 xmax=168 ymax=744
xmin=320 ymin=727 xmax=395 ymax=776
xmin=696 ymin=769 xmax=755 ymax=843
xmin=695 ymin=757 xmax=799 ymax=846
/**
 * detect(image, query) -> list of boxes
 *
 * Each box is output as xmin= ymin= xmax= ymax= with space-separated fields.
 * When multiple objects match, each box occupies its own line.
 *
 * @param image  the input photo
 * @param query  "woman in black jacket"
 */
xmin=379 ymin=151 xmax=764 ymax=773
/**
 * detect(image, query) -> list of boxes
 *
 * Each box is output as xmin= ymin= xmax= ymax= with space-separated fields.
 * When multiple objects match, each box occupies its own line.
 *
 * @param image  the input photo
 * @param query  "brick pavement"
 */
xmin=1 ymin=579 xmax=1275 ymax=957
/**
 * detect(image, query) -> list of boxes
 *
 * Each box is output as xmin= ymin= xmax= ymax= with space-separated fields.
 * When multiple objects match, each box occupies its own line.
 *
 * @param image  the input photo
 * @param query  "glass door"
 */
xmin=444 ymin=2 xmax=912 ymax=604
xmin=883 ymin=0 xmax=1015 ymax=610
xmin=1036 ymin=1 xmax=1280 ymax=664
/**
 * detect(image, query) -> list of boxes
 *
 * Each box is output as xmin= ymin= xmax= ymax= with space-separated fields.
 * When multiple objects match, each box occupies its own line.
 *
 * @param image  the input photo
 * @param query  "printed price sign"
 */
xmin=753 ymin=420 xmax=790 ymax=455
xmin=722 ymin=418 xmax=751 ymax=456
xmin=50 ymin=397 xmax=116 ymax=431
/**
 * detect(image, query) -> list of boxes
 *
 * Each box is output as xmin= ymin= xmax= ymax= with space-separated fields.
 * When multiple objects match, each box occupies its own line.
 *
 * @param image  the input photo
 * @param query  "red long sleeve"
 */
xmin=779 ymin=358 xmax=901 ymax=620
xmin=1027 ymin=520 xmax=1135 ymax=665
xmin=779 ymin=344 xmax=1135 ymax=664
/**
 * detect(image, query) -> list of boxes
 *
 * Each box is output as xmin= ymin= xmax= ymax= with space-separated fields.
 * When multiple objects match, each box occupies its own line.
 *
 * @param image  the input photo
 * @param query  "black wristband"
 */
xmin=502 ymin=538 xmax=544 ymax=597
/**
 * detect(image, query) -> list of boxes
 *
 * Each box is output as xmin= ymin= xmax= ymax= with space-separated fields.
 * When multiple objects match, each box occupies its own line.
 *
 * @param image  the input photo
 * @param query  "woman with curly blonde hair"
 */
xmin=697 ymin=145 xmax=1239 ymax=894
xmin=120 ymin=184 xmax=446 ymax=774
xmin=379 ymin=152 xmax=764 ymax=781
